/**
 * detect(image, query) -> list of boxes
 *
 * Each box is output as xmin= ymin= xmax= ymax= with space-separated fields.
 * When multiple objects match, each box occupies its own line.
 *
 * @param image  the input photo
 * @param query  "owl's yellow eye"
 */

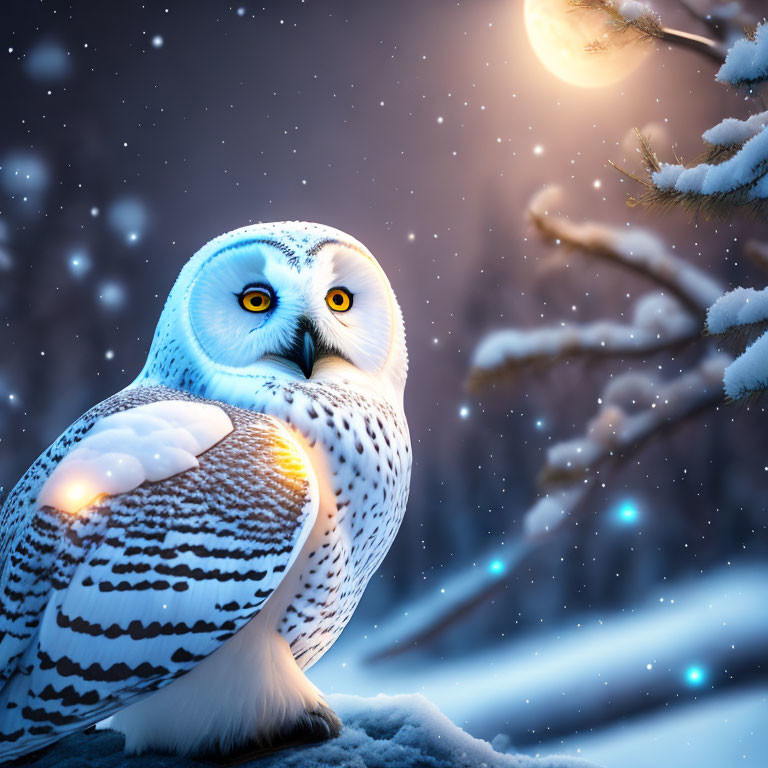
xmin=239 ymin=287 xmax=273 ymax=313
xmin=326 ymin=287 xmax=353 ymax=312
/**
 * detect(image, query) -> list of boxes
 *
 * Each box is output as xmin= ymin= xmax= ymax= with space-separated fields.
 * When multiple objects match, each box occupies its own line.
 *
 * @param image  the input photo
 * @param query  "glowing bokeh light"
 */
xmin=616 ymin=500 xmax=640 ymax=524
xmin=685 ymin=666 xmax=705 ymax=686
xmin=490 ymin=560 xmax=504 ymax=574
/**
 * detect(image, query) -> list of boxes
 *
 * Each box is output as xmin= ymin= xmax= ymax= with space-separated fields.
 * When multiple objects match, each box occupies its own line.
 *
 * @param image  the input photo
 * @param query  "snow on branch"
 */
xmin=470 ymin=296 xmax=699 ymax=391
xmin=703 ymin=110 xmax=768 ymax=147
xmin=646 ymin=126 xmax=768 ymax=218
xmin=525 ymin=353 xmax=729 ymax=535
xmin=716 ymin=20 xmax=768 ymax=87
xmin=707 ymin=286 xmax=768 ymax=335
xmin=707 ymin=287 xmax=768 ymax=399
xmin=528 ymin=187 xmax=722 ymax=313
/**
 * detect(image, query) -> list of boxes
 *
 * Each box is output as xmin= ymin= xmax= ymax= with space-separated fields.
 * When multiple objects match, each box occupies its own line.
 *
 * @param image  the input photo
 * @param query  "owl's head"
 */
xmin=140 ymin=222 xmax=407 ymax=405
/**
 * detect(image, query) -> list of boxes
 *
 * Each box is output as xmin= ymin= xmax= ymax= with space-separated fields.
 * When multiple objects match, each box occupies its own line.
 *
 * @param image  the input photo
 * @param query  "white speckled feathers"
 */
xmin=0 ymin=221 xmax=411 ymax=760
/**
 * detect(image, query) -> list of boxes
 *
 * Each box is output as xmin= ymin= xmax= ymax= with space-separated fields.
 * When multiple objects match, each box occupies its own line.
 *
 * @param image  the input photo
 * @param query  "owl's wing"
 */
xmin=0 ymin=386 xmax=318 ymax=760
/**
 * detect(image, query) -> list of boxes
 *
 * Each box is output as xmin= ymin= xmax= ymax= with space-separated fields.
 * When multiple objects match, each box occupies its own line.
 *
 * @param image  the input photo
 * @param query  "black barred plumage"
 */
xmin=0 ymin=385 xmax=318 ymax=758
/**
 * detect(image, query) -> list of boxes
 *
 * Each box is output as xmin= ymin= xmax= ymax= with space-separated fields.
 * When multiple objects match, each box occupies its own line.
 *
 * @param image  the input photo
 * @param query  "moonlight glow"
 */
xmin=523 ymin=0 xmax=651 ymax=88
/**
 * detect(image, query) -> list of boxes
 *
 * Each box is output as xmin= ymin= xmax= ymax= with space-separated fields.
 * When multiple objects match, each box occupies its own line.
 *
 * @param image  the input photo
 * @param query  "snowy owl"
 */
xmin=0 ymin=222 xmax=410 ymax=761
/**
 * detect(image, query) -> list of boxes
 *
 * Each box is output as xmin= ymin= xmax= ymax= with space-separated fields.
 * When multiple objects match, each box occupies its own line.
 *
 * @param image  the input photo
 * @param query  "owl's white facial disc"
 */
xmin=143 ymin=222 xmax=407 ymax=401
xmin=302 ymin=244 xmax=394 ymax=374
xmin=188 ymin=246 xmax=307 ymax=368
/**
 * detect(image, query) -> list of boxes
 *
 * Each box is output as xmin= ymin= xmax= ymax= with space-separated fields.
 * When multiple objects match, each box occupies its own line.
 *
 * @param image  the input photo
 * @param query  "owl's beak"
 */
xmin=284 ymin=319 xmax=318 ymax=379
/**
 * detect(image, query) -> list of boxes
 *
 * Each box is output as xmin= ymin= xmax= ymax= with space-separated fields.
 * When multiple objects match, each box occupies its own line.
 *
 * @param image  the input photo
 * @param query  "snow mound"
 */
xmin=15 ymin=694 xmax=596 ymax=768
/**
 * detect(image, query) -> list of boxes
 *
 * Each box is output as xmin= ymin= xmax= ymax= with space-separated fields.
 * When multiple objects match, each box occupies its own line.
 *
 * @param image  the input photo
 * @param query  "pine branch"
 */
xmin=469 ymin=188 xmax=723 ymax=391
xmin=572 ymin=0 xmax=726 ymax=62
xmin=633 ymin=184 xmax=768 ymax=220
xmin=635 ymin=128 xmax=662 ymax=172
xmin=707 ymin=319 xmax=768 ymax=354
xmin=699 ymin=142 xmax=743 ymax=165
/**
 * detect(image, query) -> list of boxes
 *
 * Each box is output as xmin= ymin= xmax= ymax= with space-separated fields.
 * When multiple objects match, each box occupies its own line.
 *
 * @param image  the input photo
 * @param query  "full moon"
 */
xmin=524 ymin=0 xmax=651 ymax=88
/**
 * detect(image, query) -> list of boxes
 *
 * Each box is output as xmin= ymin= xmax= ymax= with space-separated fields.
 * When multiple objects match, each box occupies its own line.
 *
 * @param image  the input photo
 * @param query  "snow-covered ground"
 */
xmin=18 ymin=694 xmax=595 ymax=768
xmin=540 ymin=687 xmax=768 ymax=768
xmin=312 ymin=565 xmax=768 ymax=756
xmin=16 ymin=566 xmax=767 ymax=767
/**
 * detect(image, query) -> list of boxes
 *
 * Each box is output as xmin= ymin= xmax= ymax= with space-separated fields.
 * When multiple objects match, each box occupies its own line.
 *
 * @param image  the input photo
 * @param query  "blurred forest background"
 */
xmin=1 ymin=1 xmax=767 ymax=766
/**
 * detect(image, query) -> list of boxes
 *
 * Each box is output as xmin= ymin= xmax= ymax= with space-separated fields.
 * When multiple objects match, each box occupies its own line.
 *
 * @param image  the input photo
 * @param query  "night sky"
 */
xmin=2 ymin=0 xmax=767 ymax=668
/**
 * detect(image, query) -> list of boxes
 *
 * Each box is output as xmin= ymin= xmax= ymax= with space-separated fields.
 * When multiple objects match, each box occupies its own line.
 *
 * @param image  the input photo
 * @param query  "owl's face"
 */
xmin=142 ymin=223 xmax=407 ymax=404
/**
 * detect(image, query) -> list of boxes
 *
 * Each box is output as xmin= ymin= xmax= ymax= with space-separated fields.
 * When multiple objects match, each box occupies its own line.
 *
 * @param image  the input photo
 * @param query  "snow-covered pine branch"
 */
xmin=467 ymin=188 xmax=721 ymax=390
xmin=570 ymin=0 xmax=664 ymax=40
xmin=620 ymin=21 xmax=768 ymax=401
xmin=707 ymin=287 xmax=768 ymax=399
xmin=634 ymin=22 xmax=768 ymax=218
xmin=717 ymin=20 xmax=768 ymax=87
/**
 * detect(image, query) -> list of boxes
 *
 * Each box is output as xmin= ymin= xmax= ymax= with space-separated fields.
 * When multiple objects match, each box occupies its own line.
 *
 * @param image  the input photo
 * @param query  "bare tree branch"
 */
xmin=468 ymin=323 xmax=701 ymax=392
xmin=745 ymin=239 xmax=768 ymax=274
xmin=676 ymin=0 xmax=755 ymax=43
xmin=657 ymin=26 xmax=726 ymax=63
xmin=528 ymin=186 xmax=722 ymax=315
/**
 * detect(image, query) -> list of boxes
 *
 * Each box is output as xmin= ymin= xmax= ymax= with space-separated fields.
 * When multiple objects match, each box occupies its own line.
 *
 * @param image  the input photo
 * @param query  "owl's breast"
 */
xmin=252 ymin=379 xmax=411 ymax=669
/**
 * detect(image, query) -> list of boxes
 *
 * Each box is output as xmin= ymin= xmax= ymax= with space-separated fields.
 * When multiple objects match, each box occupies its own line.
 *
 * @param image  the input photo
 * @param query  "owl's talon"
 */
xmin=201 ymin=705 xmax=342 ymax=766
